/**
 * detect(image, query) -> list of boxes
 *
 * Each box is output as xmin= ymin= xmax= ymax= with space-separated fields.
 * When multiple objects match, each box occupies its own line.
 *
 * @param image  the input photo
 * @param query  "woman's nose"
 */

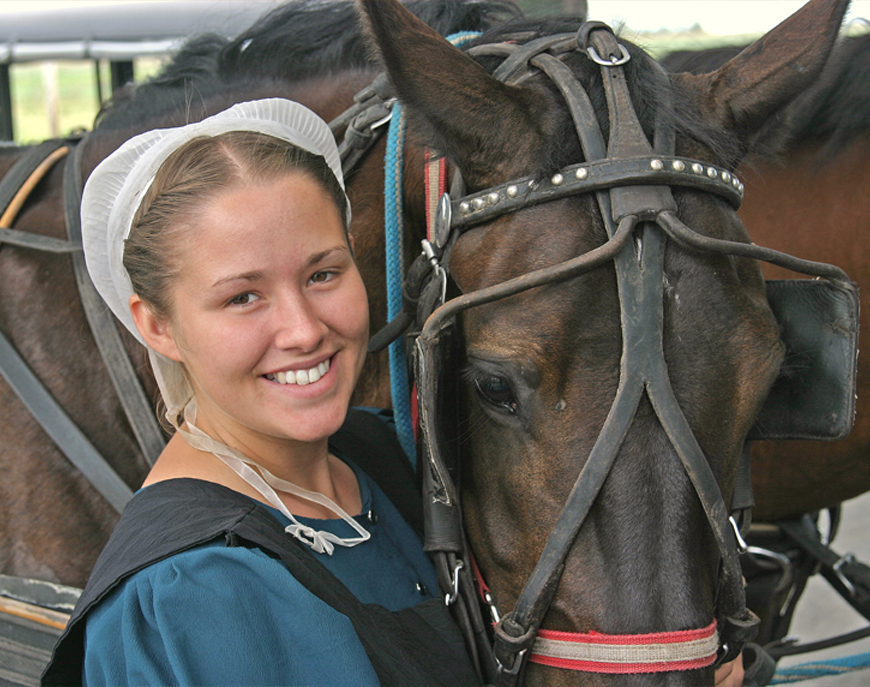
xmin=272 ymin=295 xmax=328 ymax=352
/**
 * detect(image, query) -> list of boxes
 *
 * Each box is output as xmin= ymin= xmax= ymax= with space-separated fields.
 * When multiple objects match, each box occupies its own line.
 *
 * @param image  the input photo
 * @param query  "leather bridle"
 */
xmin=401 ymin=22 xmax=853 ymax=685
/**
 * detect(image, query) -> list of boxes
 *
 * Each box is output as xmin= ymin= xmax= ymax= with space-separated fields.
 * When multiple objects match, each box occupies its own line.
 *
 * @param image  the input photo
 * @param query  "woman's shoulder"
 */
xmin=83 ymin=541 xmax=379 ymax=686
xmin=101 ymin=539 xmax=305 ymax=609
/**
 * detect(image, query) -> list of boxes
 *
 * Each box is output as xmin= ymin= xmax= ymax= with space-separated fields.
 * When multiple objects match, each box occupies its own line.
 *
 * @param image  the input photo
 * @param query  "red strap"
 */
xmin=424 ymin=148 xmax=447 ymax=242
xmin=529 ymin=620 xmax=718 ymax=674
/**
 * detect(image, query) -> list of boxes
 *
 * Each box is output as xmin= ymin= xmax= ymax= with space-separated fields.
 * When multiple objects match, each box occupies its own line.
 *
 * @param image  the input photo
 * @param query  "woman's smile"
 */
xmin=264 ymin=356 xmax=331 ymax=386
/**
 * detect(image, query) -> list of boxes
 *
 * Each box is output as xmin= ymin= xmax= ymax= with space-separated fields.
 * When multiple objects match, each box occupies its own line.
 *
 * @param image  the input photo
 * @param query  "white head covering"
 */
xmin=81 ymin=98 xmax=349 ymax=424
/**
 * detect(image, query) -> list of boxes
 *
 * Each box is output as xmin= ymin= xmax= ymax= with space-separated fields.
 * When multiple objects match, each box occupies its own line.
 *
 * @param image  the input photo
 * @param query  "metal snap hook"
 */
xmin=444 ymin=559 xmax=464 ymax=606
xmin=495 ymin=648 xmax=528 ymax=675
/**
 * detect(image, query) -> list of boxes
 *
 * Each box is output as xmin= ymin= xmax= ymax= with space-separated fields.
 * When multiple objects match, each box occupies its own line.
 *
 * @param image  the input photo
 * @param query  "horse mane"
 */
xmin=784 ymin=32 xmax=870 ymax=158
xmin=94 ymin=0 xmax=522 ymax=132
xmin=659 ymin=44 xmax=747 ymax=75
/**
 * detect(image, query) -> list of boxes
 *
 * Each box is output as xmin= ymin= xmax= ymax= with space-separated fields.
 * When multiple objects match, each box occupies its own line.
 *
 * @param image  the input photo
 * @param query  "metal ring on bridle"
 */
xmin=586 ymin=43 xmax=631 ymax=66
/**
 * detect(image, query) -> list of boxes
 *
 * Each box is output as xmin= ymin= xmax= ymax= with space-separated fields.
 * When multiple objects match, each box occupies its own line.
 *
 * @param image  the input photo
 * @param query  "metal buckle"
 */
xmin=370 ymin=98 xmax=397 ymax=130
xmin=444 ymin=559 xmax=464 ymax=606
xmin=586 ymin=43 xmax=631 ymax=66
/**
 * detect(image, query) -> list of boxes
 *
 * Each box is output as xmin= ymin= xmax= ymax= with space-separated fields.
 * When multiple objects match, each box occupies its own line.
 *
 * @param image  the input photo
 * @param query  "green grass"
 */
xmin=9 ymin=56 xmax=166 ymax=145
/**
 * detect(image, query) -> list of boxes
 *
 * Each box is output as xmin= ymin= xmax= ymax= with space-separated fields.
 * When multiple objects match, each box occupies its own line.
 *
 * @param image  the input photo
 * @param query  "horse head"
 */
xmin=358 ymin=0 xmax=848 ymax=684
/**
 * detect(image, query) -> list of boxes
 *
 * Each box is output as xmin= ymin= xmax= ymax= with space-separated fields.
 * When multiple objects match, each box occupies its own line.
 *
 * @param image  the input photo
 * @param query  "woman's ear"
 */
xmin=129 ymin=295 xmax=182 ymax=362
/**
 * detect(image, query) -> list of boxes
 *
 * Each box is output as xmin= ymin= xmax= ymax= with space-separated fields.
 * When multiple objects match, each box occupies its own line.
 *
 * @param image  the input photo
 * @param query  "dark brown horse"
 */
xmin=0 ymin=0 xmax=855 ymax=684
xmin=664 ymin=31 xmax=870 ymax=521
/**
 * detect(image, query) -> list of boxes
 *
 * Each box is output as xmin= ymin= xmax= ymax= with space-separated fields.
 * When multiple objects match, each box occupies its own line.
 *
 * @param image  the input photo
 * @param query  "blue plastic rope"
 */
xmin=384 ymin=102 xmax=415 ymax=464
xmin=772 ymin=652 xmax=870 ymax=684
xmin=447 ymin=31 xmax=482 ymax=47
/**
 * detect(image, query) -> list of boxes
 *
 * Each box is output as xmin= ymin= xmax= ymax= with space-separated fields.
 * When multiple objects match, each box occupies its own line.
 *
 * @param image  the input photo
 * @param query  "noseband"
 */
xmin=397 ymin=23 xmax=851 ymax=685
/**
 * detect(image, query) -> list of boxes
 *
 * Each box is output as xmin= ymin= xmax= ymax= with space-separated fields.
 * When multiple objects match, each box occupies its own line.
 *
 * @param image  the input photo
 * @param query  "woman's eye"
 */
xmin=309 ymin=270 xmax=336 ymax=284
xmin=229 ymin=292 xmax=260 ymax=306
xmin=474 ymin=376 xmax=518 ymax=414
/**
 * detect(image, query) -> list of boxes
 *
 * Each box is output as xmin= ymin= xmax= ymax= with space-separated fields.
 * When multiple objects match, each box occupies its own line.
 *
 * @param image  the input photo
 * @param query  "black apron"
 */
xmin=42 ymin=410 xmax=480 ymax=687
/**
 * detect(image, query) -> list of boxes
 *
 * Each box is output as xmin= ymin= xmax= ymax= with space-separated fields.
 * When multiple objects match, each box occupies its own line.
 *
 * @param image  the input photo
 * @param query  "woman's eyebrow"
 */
xmin=306 ymin=244 xmax=350 ymax=267
xmin=209 ymin=271 xmax=264 ymax=290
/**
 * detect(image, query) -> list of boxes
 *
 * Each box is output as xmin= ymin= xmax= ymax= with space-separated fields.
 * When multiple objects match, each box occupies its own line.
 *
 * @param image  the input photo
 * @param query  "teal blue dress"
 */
xmin=81 ymin=461 xmax=438 ymax=686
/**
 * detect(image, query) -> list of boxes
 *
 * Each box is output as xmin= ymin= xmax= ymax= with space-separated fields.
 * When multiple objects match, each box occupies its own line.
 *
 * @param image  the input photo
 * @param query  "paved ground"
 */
xmin=767 ymin=492 xmax=870 ymax=686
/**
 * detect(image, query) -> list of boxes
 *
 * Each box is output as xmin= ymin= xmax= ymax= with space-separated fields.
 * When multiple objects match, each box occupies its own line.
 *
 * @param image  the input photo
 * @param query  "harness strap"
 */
xmin=1 ymin=146 xmax=69 ymax=228
xmin=0 ymin=141 xmax=80 ymax=253
xmin=63 ymin=137 xmax=165 ymax=469
xmin=779 ymin=517 xmax=870 ymax=620
xmin=0 ymin=317 xmax=133 ymax=512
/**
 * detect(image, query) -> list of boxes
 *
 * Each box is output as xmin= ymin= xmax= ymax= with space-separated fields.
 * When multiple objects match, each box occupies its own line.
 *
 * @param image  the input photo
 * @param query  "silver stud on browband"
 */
xmin=473 ymin=197 xmax=485 ymax=210
xmin=706 ymin=167 xmax=718 ymax=179
xmin=551 ymin=173 xmax=564 ymax=186
xmin=488 ymin=192 xmax=500 ymax=205
xmin=575 ymin=167 xmax=588 ymax=180
xmin=692 ymin=162 xmax=704 ymax=174
xmin=721 ymin=171 xmax=732 ymax=183
xmin=459 ymin=201 xmax=470 ymax=215
xmin=672 ymin=160 xmax=685 ymax=172
xmin=650 ymin=159 xmax=663 ymax=171
xmin=507 ymin=185 xmax=518 ymax=198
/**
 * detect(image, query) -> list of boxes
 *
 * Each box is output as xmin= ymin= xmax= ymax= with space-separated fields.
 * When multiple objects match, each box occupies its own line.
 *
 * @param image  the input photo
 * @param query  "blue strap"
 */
xmin=384 ymin=102 xmax=415 ymax=464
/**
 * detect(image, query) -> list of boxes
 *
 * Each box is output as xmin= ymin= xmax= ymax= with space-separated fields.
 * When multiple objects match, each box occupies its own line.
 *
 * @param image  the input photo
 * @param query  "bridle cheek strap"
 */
xmin=529 ymin=622 xmax=719 ymax=674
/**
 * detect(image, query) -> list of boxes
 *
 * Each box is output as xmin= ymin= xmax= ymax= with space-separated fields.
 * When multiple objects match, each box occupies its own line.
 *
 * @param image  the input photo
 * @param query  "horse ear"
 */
xmin=356 ymin=0 xmax=547 ymax=187
xmin=678 ymin=0 xmax=848 ymax=139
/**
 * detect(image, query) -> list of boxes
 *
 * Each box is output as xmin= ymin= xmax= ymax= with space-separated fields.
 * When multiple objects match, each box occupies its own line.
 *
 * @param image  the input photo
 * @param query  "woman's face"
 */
xmin=142 ymin=172 xmax=368 ymax=447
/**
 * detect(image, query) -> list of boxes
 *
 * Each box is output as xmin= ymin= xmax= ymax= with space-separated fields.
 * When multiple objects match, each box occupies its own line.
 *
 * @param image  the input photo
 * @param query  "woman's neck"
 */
xmin=142 ymin=409 xmax=362 ymax=519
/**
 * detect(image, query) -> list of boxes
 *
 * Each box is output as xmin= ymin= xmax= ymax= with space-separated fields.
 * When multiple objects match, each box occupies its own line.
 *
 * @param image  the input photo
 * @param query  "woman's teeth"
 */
xmin=266 ymin=359 xmax=330 ymax=386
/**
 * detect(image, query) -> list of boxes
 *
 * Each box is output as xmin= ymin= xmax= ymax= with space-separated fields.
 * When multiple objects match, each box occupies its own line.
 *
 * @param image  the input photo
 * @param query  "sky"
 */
xmin=589 ymin=0 xmax=870 ymax=36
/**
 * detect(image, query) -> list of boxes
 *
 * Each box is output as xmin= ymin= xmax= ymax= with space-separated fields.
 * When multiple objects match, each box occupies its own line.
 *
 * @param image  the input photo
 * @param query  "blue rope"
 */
xmin=384 ymin=102 xmax=415 ymax=465
xmin=380 ymin=30 xmax=481 ymax=468
xmin=446 ymin=30 xmax=482 ymax=47
xmin=772 ymin=652 xmax=870 ymax=684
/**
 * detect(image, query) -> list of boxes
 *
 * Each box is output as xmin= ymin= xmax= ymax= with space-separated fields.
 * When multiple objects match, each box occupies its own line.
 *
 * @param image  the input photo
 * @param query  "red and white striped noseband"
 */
xmin=529 ymin=621 xmax=719 ymax=674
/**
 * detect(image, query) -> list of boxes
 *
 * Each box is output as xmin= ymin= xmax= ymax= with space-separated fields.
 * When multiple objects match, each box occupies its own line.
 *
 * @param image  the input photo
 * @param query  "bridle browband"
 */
xmin=397 ymin=22 xmax=853 ymax=685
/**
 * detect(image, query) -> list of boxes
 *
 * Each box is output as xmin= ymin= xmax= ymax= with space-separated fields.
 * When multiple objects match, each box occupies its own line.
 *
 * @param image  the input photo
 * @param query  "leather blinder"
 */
xmin=749 ymin=278 xmax=860 ymax=441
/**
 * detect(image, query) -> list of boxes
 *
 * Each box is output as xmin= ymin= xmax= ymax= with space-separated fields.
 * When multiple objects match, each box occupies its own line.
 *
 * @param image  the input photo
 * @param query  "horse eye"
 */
xmin=474 ymin=376 xmax=518 ymax=414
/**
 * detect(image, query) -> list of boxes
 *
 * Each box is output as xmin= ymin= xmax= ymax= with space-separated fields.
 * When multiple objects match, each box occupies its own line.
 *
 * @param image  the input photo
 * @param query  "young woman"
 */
xmin=42 ymin=99 xmax=478 ymax=687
